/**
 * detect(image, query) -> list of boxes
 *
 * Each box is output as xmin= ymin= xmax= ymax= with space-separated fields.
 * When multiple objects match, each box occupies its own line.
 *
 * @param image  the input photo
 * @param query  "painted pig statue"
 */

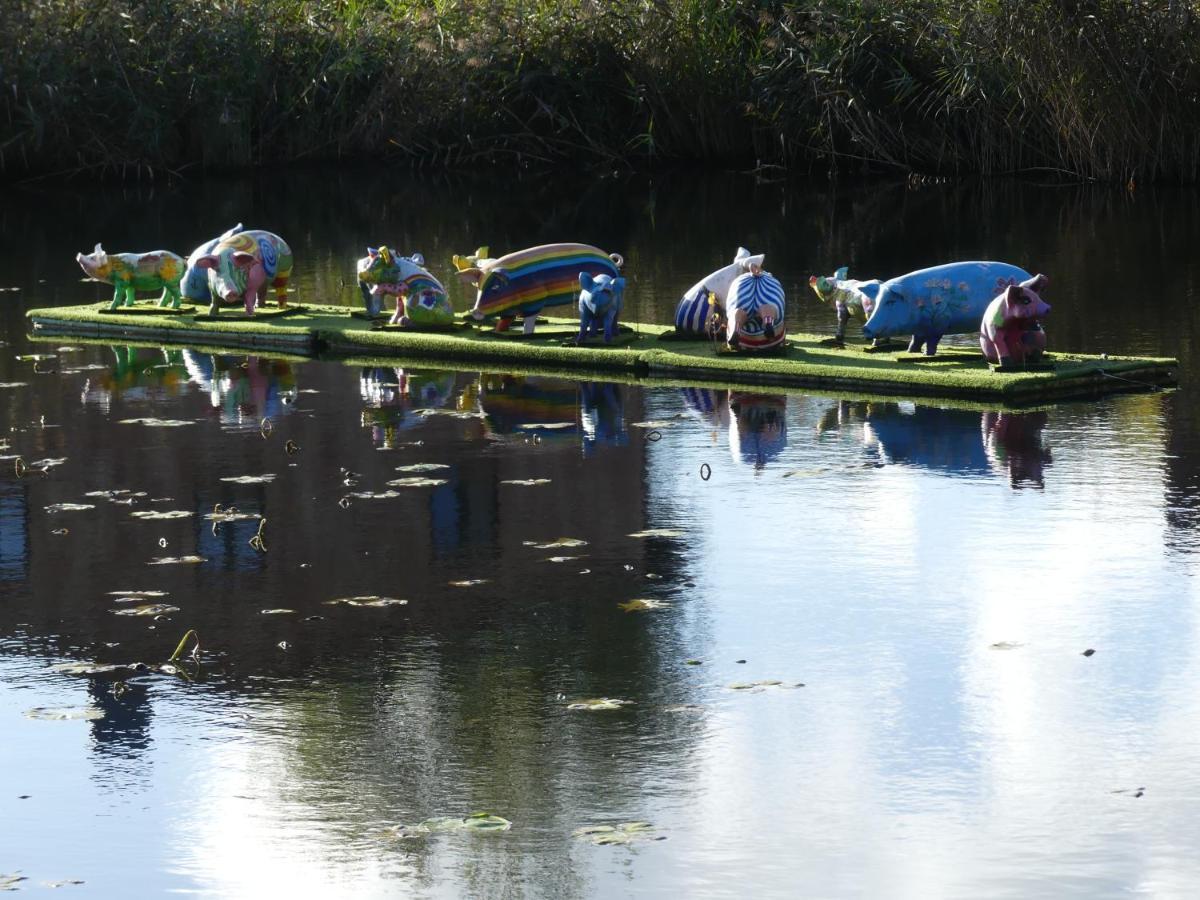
xmin=453 ymin=243 xmax=624 ymax=335
xmin=808 ymin=266 xmax=882 ymax=342
xmin=674 ymin=247 xmax=762 ymax=338
xmin=576 ymin=272 xmax=626 ymax=344
xmin=76 ymin=245 xmax=186 ymax=310
xmin=356 ymin=246 xmax=453 ymax=327
xmin=180 ymin=225 xmax=294 ymax=316
xmin=726 ymin=260 xmax=786 ymax=352
xmin=860 ymin=261 xmax=1034 ymax=356
xmin=979 ymin=274 xmax=1051 ymax=368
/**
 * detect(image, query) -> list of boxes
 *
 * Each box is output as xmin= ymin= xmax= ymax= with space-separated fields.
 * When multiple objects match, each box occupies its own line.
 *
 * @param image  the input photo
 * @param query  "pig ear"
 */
xmin=367 ymin=247 xmax=379 ymax=258
xmin=475 ymin=246 xmax=489 ymax=259
xmin=579 ymin=273 xmax=596 ymax=292
xmin=734 ymin=247 xmax=751 ymax=263
xmin=452 ymin=254 xmax=471 ymax=272
xmin=195 ymin=254 xmax=219 ymax=270
xmin=835 ymin=266 xmax=848 ymax=280
xmin=1023 ymin=273 xmax=1048 ymax=293
xmin=379 ymin=247 xmax=393 ymax=265
xmin=409 ymin=252 xmax=425 ymax=267
xmin=231 ymin=252 xmax=256 ymax=270
xmin=93 ymin=243 xmax=104 ymax=255
xmin=1005 ymin=284 xmax=1024 ymax=304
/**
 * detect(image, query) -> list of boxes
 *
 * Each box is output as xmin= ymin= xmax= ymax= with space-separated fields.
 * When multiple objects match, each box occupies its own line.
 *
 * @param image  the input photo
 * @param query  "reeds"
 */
xmin=3 ymin=0 xmax=1200 ymax=182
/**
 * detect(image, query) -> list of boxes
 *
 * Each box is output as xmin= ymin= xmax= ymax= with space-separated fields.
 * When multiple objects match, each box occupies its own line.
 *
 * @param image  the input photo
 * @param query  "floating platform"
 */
xmin=27 ymin=302 xmax=1178 ymax=405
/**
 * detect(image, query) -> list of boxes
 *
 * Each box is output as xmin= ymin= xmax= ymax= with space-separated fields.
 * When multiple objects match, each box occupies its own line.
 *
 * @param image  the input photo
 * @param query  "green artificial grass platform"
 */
xmin=26 ymin=301 xmax=1178 ymax=405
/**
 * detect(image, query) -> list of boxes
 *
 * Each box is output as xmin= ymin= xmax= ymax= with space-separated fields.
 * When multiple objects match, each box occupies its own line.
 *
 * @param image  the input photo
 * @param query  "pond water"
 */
xmin=1 ymin=168 xmax=1200 ymax=897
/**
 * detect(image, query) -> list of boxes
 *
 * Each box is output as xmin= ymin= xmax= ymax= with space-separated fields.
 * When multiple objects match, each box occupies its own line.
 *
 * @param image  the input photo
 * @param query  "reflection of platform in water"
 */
xmin=28 ymin=303 xmax=1177 ymax=405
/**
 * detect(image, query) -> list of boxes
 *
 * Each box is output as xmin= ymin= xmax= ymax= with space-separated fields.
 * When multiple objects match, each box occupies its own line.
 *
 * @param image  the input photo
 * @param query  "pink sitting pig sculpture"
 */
xmin=980 ymin=274 xmax=1050 ymax=368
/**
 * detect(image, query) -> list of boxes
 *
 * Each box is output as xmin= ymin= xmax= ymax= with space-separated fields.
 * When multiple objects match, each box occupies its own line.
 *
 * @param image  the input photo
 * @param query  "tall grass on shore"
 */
xmin=3 ymin=1 xmax=1200 ymax=183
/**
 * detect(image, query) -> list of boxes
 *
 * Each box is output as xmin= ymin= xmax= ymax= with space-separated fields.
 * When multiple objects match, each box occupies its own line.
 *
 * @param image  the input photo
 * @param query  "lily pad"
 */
xmin=24 ymin=706 xmax=105 ymax=721
xmin=501 ymin=479 xmax=551 ymax=486
xmin=119 ymin=417 xmax=195 ymax=427
xmin=394 ymin=463 xmax=451 ymax=473
xmin=619 ymin=598 xmax=669 ymax=612
xmin=147 ymin=555 xmax=205 ymax=565
xmin=44 ymin=503 xmax=94 ymax=513
xmin=727 ymin=680 xmax=804 ymax=692
xmin=630 ymin=420 xmax=677 ymax=429
xmin=567 ymin=698 xmax=633 ymax=711
xmin=0 ymin=873 xmax=28 ymax=891
xmin=324 ymin=596 xmax=409 ymax=608
xmin=49 ymin=661 xmax=148 ymax=676
xmin=29 ymin=458 xmax=68 ymax=469
xmin=517 ymin=422 xmax=575 ymax=430
xmin=627 ymin=529 xmax=685 ymax=539
xmin=87 ymin=489 xmax=148 ymax=500
xmin=220 ymin=474 xmax=276 ymax=484
xmin=113 ymin=603 xmax=180 ymax=617
xmin=524 ymin=538 xmax=588 ymax=549
xmin=0 ymin=382 xmax=29 ymax=389
xmin=261 ymin=608 xmax=296 ymax=615
xmin=990 ymin=641 xmax=1024 ymax=650
xmin=342 ymin=491 xmax=401 ymax=500
xmin=544 ymin=556 xmax=584 ymax=563
xmin=15 ymin=354 xmax=56 ymax=361
xmin=130 ymin=510 xmax=193 ymax=520
xmin=385 ymin=477 xmax=448 ymax=488
xmin=449 ymin=579 xmax=490 ymax=587
xmin=107 ymin=590 xmax=167 ymax=598
xmin=573 ymin=821 xmax=659 ymax=845
xmin=203 ymin=509 xmax=261 ymax=522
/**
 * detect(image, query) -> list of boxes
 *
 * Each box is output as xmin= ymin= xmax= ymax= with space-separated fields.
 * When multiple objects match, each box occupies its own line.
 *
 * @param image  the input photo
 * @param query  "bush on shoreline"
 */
xmin=3 ymin=0 xmax=1199 ymax=183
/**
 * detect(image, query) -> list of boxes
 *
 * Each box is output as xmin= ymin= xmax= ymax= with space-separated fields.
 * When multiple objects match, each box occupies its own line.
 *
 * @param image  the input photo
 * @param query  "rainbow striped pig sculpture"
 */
xmin=356 ymin=247 xmax=453 ymax=327
xmin=454 ymin=243 xmax=624 ymax=335
xmin=76 ymin=245 xmax=186 ymax=310
xmin=726 ymin=260 xmax=786 ymax=352
xmin=180 ymin=224 xmax=294 ymax=316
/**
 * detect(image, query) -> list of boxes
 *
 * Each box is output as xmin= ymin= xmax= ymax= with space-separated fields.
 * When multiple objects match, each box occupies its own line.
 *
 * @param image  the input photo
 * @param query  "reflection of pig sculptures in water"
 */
xmin=76 ymin=245 xmax=186 ymax=310
xmin=861 ymin=261 xmax=1035 ymax=356
xmin=454 ymin=243 xmax=624 ymax=335
xmin=728 ymin=393 xmax=788 ymax=469
xmin=983 ymin=411 xmax=1052 ymax=488
xmin=180 ymin=224 xmax=294 ymax=316
xmin=979 ymin=275 xmax=1051 ymax=368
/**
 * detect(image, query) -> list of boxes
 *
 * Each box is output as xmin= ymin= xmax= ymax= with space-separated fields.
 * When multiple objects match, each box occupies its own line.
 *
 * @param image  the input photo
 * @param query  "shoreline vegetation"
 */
xmin=4 ymin=1 xmax=1199 ymax=184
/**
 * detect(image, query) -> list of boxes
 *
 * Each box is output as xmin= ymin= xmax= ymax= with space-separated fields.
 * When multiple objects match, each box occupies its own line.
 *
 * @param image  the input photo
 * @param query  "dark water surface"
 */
xmin=2 ymin=169 xmax=1200 ymax=898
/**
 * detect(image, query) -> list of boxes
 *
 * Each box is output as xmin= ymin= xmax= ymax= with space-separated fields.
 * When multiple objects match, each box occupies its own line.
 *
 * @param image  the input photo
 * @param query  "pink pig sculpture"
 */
xmin=980 ymin=274 xmax=1050 ymax=368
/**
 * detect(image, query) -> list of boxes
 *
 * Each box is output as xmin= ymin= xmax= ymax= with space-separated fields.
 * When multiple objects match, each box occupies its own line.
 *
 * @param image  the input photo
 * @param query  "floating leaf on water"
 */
xmin=130 ymin=510 xmax=192 ymax=520
xmin=567 ymin=698 xmax=633 ymax=711
xmin=113 ymin=603 xmax=180 ymax=617
xmin=324 ymin=596 xmax=409 ymax=608
xmin=619 ymin=598 xmax=668 ymax=612
xmin=261 ymin=609 xmax=295 ymax=615
xmin=727 ymin=680 xmax=804 ymax=691
xmin=203 ymin=508 xmax=261 ymax=522
xmin=1082 ymin=648 xmax=1096 ymax=657
xmin=49 ymin=661 xmax=147 ymax=676
xmin=44 ymin=503 xmax=94 ymax=513
xmin=627 ymin=529 xmax=684 ymax=539
xmin=781 ymin=469 xmax=829 ymax=479
xmin=402 ymin=813 xmax=512 ymax=834
xmin=544 ymin=555 xmax=584 ymax=563
xmin=573 ymin=821 xmax=659 ymax=845
xmin=147 ymin=555 xmax=205 ymax=566
xmin=86 ymin=489 xmax=147 ymax=500
xmin=449 ymin=579 xmax=489 ymax=587
xmin=663 ymin=704 xmax=705 ymax=714
xmin=43 ymin=879 xmax=86 ymax=888
xmin=15 ymin=354 xmax=56 ymax=361
xmin=461 ymin=812 xmax=512 ymax=831
xmin=30 ymin=458 xmax=67 ymax=469
xmin=990 ymin=641 xmax=1024 ymax=650
xmin=685 ymin=659 xmax=703 ymax=666
xmin=55 ymin=346 xmax=83 ymax=353
xmin=630 ymin=420 xmax=677 ymax=429
xmin=107 ymin=590 xmax=167 ymax=598
xmin=220 ymin=474 xmax=276 ymax=484
xmin=385 ymin=477 xmax=448 ymax=488
xmin=24 ymin=706 xmax=104 ymax=721
xmin=0 ymin=382 xmax=28 ymax=389
xmin=342 ymin=491 xmax=401 ymax=500
xmin=516 ymin=422 xmax=575 ymax=430
xmin=119 ymin=417 xmax=195 ymax=427
xmin=501 ymin=478 xmax=551 ymax=486
xmin=524 ymin=537 xmax=588 ymax=549
xmin=415 ymin=408 xmax=481 ymax=419
xmin=0 ymin=873 xmax=28 ymax=891
xmin=394 ymin=463 xmax=451 ymax=473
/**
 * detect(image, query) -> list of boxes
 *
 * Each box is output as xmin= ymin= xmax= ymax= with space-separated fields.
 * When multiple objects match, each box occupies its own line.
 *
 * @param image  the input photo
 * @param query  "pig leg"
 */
xmin=575 ymin=305 xmax=592 ymax=344
xmin=108 ymin=282 xmax=126 ymax=311
xmin=494 ymin=316 xmax=514 ymax=333
xmin=603 ymin=307 xmax=619 ymax=343
xmin=835 ymin=302 xmax=849 ymax=341
xmin=990 ymin=331 xmax=1012 ymax=368
xmin=907 ymin=335 xmax=926 ymax=354
xmin=522 ymin=316 xmax=538 ymax=336
xmin=924 ymin=334 xmax=941 ymax=357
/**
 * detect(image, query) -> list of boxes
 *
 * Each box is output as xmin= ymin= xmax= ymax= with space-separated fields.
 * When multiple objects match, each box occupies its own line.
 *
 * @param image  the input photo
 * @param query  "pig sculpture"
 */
xmin=575 ymin=272 xmax=626 ymax=344
xmin=979 ymin=274 xmax=1051 ymax=368
xmin=356 ymin=246 xmax=453 ymax=327
xmin=76 ymin=245 xmax=186 ymax=310
xmin=808 ymin=266 xmax=882 ymax=343
xmin=454 ymin=243 xmax=624 ymax=335
xmin=674 ymin=247 xmax=762 ymax=338
xmin=860 ymin=261 xmax=1035 ymax=356
xmin=726 ymin=260 xmax=786 ymax=352
xmin=180 ymin=225 xmax=294 ymax=316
